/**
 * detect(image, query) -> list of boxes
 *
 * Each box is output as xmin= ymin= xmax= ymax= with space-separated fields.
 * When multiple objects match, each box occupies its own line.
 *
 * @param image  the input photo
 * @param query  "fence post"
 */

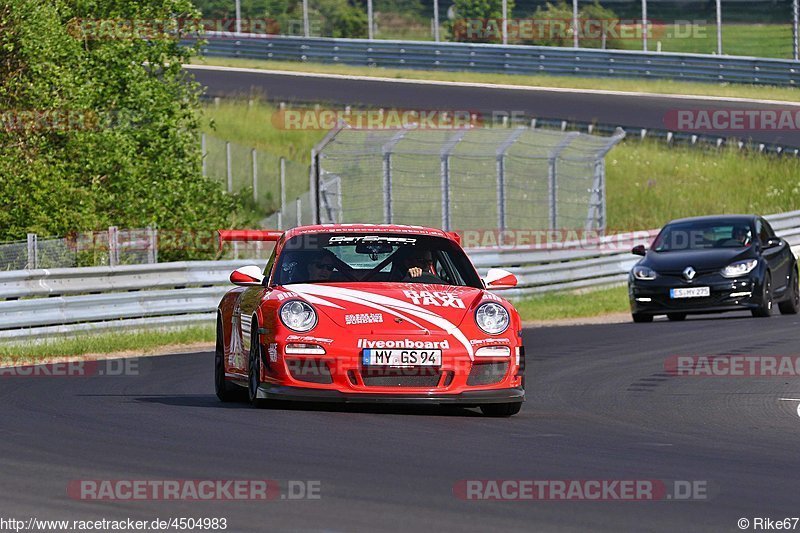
xmin=303 ymin=0 xmax=309 ymax=37
xmin=108 ymin=226 xmax=119 ymax=267
xmin=496 ymin=128 xmax=526 ymax=244
xmin=367 ymin=0 xmax=374 ymax=39
xmin=440 ymin=130 xmax=468 ymax=231
xmin=383 ymin=151 xmax=392 ymax=224
xmin=382 ymin=130 xmax=407 ymax=225
xmin=641 ymin=0 xmax=648 ymax=51
xmin=794 ymin=0 xmax=799 ymax=61
xmin=296 ymin=198 xmax=302 ymax=227
xmin=433 ymin=0 xmax=440 ymax=42
xmin=147 ymin=226 xmax=158 ymax=264
xmin=26 ymin=233 xmax=38 ymax=269
xmin=201 ymin=133 xmax=207 ymax=177
xmin=252 ymin=148 xmax=258 ymax=203
xmin=548 ymin=132 xmax=580 ymax=231
xmin=226 ymin=141 xmax=232 ymax=193
xmin=278 ymin=157 xmax=286 ymax=230
xmin=716 ymin=0 xmax=722 ymax=55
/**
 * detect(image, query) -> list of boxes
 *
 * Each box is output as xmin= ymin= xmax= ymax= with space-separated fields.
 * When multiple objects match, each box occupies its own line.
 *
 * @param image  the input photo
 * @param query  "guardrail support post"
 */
xmin=716 ymin=0 xmax=723 ymax=55
xmin=26 ymin=233 xmax=37 ymax=269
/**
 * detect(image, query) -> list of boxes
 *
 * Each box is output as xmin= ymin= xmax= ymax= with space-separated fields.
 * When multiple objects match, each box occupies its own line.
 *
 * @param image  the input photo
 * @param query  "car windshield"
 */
xmin=272 ymin=233 xmax=483 ymax=288
xmin=653 ymin=221 xmax=753 ymax=251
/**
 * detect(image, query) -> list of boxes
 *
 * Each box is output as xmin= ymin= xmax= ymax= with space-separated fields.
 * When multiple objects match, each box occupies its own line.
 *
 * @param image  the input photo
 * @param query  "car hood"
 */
xmin=643 ymin=246 xmax=756 ymax=272
xmin=279 ymin=282 xmax=489 ymax=333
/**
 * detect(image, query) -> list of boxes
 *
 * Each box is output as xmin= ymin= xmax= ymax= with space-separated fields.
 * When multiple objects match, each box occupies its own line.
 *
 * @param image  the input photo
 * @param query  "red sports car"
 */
xmin=215 ymin=224 xmax=525 ymax=416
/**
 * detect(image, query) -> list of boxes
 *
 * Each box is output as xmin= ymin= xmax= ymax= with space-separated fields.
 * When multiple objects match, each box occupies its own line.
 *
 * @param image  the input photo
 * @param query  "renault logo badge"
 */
xmin=683 ymin=266 xmax=696 ymax=281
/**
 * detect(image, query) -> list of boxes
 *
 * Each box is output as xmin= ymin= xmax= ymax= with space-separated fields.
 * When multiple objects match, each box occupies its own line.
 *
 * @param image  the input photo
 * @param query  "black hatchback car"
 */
xmin=628 ymin=215 xmax=799 ymax=322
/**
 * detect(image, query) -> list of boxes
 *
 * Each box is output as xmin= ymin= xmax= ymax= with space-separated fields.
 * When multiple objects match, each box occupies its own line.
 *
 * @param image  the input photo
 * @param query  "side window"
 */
xmin=762 ymin=219 xmax=777 ymax=239
xmin=757 ymin=219 xmax=771 ymax=245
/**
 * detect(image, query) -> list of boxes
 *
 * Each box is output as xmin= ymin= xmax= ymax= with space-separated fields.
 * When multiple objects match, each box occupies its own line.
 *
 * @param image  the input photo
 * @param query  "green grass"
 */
xmin=616 ymin=23 xmax=794 ymax=58
xmin=0 ymin=326 xmax=215 ymax=361
xmin=190 ymin=56 xmax=800 ymax=103
xmin=514 ymin=285 xmax=629 ymax=321
xmin=606 ymin=140 xmax=800 ymax=230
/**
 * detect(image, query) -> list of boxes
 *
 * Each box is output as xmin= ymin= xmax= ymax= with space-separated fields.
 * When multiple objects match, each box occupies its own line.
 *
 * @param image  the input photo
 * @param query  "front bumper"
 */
xmin=256 ymin=383 xmax=525 ymax=405
xmin=629 ymin=272 xmax=761 ymax=315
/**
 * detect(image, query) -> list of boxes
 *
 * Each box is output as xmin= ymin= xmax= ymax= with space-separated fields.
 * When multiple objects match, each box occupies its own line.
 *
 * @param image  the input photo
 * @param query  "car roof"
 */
xmin=666 ymin=214 xmax=757 ymax=226
xmin=281 ymin=224 xmax=457 ymax=242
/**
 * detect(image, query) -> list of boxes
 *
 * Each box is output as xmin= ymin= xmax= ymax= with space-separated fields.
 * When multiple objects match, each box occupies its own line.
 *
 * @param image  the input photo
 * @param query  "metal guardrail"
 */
xmin=1 ymin=211 xmax=799 ymax=341
xmin=187 ymin=34 xmax=800 ymax=86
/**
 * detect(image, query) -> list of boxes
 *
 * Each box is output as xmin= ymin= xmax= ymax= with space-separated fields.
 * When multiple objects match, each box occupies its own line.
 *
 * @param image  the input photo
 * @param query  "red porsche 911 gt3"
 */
xmin=215 ymin=224 xmax=525 ymax=416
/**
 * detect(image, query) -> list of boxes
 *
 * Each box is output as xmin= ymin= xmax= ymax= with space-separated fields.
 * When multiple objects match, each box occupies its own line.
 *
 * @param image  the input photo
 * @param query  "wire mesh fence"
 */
xmin=202 ymin=134 xmax=310 ymax=223
xmin=312 ymin=125 xmax=625 ymax=234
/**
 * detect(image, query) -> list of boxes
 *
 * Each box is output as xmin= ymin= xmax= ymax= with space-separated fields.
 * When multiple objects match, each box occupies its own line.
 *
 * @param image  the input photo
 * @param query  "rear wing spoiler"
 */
xmin=217 ymin=230 xmax=283 ymax=250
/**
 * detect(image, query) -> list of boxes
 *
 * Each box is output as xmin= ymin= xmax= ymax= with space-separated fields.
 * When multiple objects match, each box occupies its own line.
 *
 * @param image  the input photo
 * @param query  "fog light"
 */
xmin=285 ymin=343 xmax=326 ymax=355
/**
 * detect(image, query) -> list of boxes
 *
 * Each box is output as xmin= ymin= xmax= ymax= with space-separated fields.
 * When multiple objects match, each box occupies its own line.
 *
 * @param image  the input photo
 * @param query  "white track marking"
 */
xmin=185 ymin=64 xmax=800 ymax=107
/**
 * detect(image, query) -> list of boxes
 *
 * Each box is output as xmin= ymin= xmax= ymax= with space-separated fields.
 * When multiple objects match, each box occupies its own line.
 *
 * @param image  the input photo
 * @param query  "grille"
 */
xmin=467 ymin=362 xmax=509 ymax=386
xmin=286 ymin=359 xmax=333 ymax=384
xmin=361 ymin=367 xmax=442 ymax=388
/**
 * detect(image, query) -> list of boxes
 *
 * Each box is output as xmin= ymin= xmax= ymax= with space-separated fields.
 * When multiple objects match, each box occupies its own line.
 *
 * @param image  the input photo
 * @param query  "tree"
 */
xmin=0 ymin=0 xmax=255 ymax=260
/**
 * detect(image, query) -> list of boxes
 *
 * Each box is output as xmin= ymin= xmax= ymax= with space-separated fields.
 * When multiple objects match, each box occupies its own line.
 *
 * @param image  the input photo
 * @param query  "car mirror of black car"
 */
xmin=631 ymin=244 xmax=646 ymax=256
xmin=765 ymin=238 xmax=782 ymax=249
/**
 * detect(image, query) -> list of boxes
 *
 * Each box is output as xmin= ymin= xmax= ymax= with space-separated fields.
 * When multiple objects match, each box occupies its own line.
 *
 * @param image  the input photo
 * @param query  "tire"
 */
xmin=778 ymin=267 xmax=800 ymax=315
xmin=247 ymin=319 xmax=267 ymax=408
xmin=667 ymin=313 xmax=686 ymax=321
xmin=215 ymin=316 xmax=242 ymax=402
xmin=632 ymin=313 xmax=653 ymax=323
xmin=752 ymin=273 xmax=773 ymax=318
xmin=480 ymin=402 xmax=522 ymax=417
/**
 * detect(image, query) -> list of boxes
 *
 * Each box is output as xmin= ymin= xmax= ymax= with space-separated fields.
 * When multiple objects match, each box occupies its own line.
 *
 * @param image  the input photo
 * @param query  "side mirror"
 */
xmin=230 ymin=265 xmax=265 ymax=286
xmin=765 ymin=238 xmax=782 ymax=249
xmin=632 ymin=244 xmax=646 ymax=256
xmin=482 ymin=268 xmax=518 ymax=289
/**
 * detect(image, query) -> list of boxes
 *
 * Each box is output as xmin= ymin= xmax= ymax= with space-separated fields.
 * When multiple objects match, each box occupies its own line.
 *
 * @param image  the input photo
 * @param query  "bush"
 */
xmin=0 ymin=0 xmax=257 ymax=260
xmin=449 ymin=0 xmax=516 ymax=43
xmin=517 ymin=0 xmax=621 ymax=48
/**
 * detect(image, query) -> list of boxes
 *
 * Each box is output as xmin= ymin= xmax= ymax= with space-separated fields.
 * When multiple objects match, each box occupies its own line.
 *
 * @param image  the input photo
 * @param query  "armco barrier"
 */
xmin=186 ymin=34 xmax=800 ymax=86
xmin=1 ymin=211 xmax=799 ymax=341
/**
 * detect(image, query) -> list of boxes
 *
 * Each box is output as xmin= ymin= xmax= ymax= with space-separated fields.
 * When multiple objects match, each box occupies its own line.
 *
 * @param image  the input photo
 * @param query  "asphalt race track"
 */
xmin=3 ymin=313 xmax=800 ymax=532
xmin=188 ymin=66 xmax=800 ymax=148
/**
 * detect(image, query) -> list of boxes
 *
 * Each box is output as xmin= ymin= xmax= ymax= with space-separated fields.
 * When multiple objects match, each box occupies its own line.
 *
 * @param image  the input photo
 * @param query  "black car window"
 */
xmin=653 ymin=221 xmax=753 ymax=251
xmin=757 ymin=219 xmax=771 ymax=245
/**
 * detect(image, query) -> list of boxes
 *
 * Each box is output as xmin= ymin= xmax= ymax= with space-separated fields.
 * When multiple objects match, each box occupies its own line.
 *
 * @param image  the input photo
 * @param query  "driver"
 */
xmin=401 ymin=250 xmax=441 ymax=282
xmin=306 ymin=250 xmax=338 ymax=282
xmin=732 ymin=225 xmax=751 ymax=246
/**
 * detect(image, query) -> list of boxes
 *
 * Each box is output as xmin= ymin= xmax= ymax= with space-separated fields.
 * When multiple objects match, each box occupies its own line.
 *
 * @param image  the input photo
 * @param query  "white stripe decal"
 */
xmin=290 ymin=284 xmax=475 ymax=359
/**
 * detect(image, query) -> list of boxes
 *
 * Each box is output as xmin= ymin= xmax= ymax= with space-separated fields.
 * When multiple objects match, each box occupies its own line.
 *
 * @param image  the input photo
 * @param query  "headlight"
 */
xmin=632 ymin=266 xmax=657 ymax=280
xmin=475 ymin=302 xmax=510 ymax=335
xmin=279 ymin=300 xmax=317 ymax=332
xmin=721 ymin=259 xmax=758 ymax=278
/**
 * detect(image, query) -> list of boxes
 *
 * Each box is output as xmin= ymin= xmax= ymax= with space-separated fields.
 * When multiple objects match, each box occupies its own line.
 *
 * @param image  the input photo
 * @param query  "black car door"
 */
xmin=758 ymin=217 xmax=791 ymax=292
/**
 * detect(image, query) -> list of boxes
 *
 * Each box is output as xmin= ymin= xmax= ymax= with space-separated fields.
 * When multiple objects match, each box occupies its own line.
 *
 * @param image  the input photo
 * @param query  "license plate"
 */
xmin=670 ymin=287 xmax=710 ymax=299
xmin=362 ymin=349 xmax=442 ymax=367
